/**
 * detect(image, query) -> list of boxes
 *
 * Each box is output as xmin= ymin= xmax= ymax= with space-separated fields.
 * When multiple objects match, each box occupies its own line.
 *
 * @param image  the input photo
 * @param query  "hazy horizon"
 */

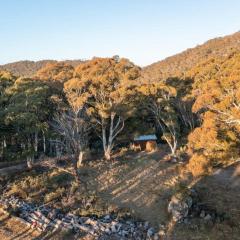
xmin=1 ymin=0 xmax=240 ymax=66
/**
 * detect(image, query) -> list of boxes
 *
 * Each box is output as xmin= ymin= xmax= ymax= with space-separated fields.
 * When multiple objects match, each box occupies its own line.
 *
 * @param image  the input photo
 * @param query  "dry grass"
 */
xmin=0 ymin=209 xmax=40 ymax=240
xmin=1 ymin=147 xmax=240 ymax=239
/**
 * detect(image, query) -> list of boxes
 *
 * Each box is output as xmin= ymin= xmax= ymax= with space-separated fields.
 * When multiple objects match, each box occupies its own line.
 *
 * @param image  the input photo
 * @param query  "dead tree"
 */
xmin=51 ymin=106 xmax=91 ymax=182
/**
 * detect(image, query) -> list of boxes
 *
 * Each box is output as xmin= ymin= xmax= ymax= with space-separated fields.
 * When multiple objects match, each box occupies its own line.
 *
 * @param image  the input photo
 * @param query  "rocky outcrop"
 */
xmin=168 ymin=188 xmax=196 ymax=222
xmin=0 ymin=196 xmax=162 ymax=239
xmin=168 ymin=188 xmax=225 ymax=224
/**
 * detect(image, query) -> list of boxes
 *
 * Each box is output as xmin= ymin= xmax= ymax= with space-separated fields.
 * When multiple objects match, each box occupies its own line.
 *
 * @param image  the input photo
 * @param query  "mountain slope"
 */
xmin=143 ymin=31 xmax=240 ymax=82
xmin=0 ymin=59 xmax=83 ymax=77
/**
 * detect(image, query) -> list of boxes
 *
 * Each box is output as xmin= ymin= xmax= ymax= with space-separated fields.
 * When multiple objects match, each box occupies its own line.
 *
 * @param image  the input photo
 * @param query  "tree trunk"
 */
xmin=34 ymin=132 xmax=38 ymax=152
xmin=27 ymin=156 xmax=33 ymax=169
xmin=73 ymin=154 xmax=81 ymax=184
xmin=102 ymin=126 xmax=107 ymax=153
xmin=77 ymin=151 xmax=84 ymax=168
xmin=43 ymin=133 xmax=46 ymax=153
xmin=104 ymin=147 xmax=111 ymax=160
xmin=56 ymin=141 xmax=61 ymax=157
xmin=102 ymin=113 xmax=115 ymax=160
xmin=3 ymin=137 xmax=6 ymax=148
xmin=170 ymin=145 xmax=177 ymax=157
xmin=102 ymin=125 xmax=112 ymax=160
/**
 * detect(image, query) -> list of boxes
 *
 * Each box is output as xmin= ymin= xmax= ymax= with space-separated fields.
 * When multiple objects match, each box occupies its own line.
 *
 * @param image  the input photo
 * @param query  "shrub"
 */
xmin=48 ymin=172 xmax=74 ymax=188
xmin=187 ymin=154 xmax=212 ymax=177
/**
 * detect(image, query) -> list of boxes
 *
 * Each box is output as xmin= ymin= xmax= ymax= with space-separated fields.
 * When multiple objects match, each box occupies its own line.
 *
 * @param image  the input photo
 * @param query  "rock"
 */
xmin=200 ymin=210 xmax=205 ymax=218
xmin=147 ymin=227 xmax=155 ymax=237
xmin=103 ymin=215 xmax=111 ymax=221
xmin=144 ymin=221 xmax=149 ymax=229
xmin=99 ymin=224 xmax=106 ymax=232
xmin=105 ymin=228 xmax=111 ymax=235
xmin=168 ymin=195 xmax=190 ymax=221
xmin=78 ymin=216 xmax=89 ymax=224
xmin=204 ymin=214 xmax=212 ymax=221
xmin=1 ymin=195 xmax=156 ymax=238
xmin=120 ymin=229 xmax=128 ymax=237
xmin=111 ymin=224 xmax=117 ymax=233
xmin=48 ymin=210 xmax=57 ymax=219
xmin=168 ymin=188 xmax=197 ymax=222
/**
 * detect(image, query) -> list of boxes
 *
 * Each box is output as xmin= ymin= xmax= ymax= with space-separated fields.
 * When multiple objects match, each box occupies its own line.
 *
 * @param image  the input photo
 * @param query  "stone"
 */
xmin=99 ymin=225 xmax=106 ymax=232
xmin=111 ymin=224 xmax=118 ymax=233
xmin=147 ymin=227 xmax=155 ymax=237
xmin=48 ymin=210 xmax=57 ymax=219
xmin=120 ymin=229 xmax=128 ymax=237
xmin=168 ymin=190 xmax=195 ymax=222
xmin=105 ymin=228 xmax=111 ymax=235
xmin=78 ymin=217 xmax=89 ymax=224
xmin=204 ymin=214 xmax=212 ymax=221
xmin=144 ymin=221 xmax=149 ymax=229
xmin=1 ymin=195 xmax=155 ymax=237
xmin=103 ymin=215 xmax=111 ymax=221
xmin=200 ymin=210 xmax=205 ymax=218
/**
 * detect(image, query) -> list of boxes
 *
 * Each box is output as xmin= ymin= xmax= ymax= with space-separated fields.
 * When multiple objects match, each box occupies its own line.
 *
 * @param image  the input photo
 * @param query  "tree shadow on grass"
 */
xmin=168 ymin=161 xmax=240 ymax=240
xmin=97 ymin=148 xmax=185 ymax=228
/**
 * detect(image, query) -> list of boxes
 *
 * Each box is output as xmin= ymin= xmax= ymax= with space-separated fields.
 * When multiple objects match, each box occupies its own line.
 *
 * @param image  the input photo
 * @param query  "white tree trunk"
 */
xmin=27 ymin=156 xmax=33 ymax=169
xmin=104 ymin=147 xmax=111 ymax=160
xmin=101 ymin=113 xmax=124 ymax=160
xmin=56 ymin=141 xmax=61 ymax=157
xmin=43 ymin=133 xmax=46 ymax=153
xmin=77 ymin=151 xmax=84 ymax=168
xmin=3 ymin=137 xmax=6 ymax=148
xmin=34 ymin=132 xmax=38 ymax=152
xmin=102 ymin=125 xmax=107 ymax=153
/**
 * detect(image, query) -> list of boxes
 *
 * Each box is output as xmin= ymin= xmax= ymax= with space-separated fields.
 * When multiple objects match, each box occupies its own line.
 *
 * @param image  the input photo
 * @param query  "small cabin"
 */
xmin=133 ymin=134 xmax=157 ymax=152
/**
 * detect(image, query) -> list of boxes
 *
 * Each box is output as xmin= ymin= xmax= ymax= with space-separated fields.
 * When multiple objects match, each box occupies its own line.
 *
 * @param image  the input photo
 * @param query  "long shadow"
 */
xmin=10 ymin=227 xmax=31 ymax=240
xmin=98 ymin=148 xmax=183 ymax=227
xmin=168 ymin=161 xmax=240 ymax=239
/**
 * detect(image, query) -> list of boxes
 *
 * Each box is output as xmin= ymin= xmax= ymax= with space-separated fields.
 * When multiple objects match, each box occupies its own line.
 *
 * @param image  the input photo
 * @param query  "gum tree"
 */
xmin=65 ymin=57 xmax=140 ymax=160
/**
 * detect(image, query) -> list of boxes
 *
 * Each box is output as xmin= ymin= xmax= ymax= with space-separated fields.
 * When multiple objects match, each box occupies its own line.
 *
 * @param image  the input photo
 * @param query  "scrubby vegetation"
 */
xmin=2 ymin=33 xmax=240 ymax=176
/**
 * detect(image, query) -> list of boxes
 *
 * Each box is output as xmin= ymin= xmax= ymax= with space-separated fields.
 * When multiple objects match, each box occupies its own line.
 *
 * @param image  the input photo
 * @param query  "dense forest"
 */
xmin=1 ymin=32 xmax=240 ymax=180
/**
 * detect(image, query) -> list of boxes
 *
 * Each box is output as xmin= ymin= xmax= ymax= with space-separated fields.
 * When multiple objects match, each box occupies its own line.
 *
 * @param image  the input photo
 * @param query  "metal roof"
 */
xmin=134 ymin=134 xmax=157 ymax=141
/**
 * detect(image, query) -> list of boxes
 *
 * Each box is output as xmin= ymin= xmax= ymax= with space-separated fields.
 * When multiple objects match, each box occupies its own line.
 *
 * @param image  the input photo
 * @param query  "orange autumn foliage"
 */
xmin=187 ymin=154 xmax=211 ymax=177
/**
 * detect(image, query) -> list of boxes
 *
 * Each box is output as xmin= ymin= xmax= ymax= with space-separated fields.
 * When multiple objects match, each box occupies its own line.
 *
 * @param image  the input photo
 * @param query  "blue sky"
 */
xmin=1 ymin=0 xmax=239 ymax=66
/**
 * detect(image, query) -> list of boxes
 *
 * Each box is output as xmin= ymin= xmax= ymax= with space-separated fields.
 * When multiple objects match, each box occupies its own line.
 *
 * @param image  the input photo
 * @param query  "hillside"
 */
xmin=0 ymin=59 xmax=83 ymax=77
xmin=1 ymin=32 xmax=240 ymax=239
xmin=142 ymin=31 xmax=240 ymax=82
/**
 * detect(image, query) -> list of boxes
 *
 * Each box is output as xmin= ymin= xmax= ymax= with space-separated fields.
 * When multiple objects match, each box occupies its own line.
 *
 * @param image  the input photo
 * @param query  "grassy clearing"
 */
xmin=0 ymin=149 xmax=240 ymax=239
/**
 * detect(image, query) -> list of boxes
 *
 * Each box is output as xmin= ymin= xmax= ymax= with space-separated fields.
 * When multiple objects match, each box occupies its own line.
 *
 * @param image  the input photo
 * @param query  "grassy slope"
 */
xmin=0 ymin=149 xmax=240 ymax=239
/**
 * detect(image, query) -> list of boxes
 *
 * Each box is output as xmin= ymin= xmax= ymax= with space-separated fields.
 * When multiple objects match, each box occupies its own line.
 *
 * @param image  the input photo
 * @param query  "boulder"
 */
xmin=168 ymin=188 xmax=197 ymax=222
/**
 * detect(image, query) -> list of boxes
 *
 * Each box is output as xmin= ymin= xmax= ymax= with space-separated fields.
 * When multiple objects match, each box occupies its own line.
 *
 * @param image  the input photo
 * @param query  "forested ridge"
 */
xmin=143 ymin=31 xmax=240 ymax=82
xmin=1 ymin=31 xmax=240 ymax=178
xmin=0 ymin=59 xmax=83 ymax=77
